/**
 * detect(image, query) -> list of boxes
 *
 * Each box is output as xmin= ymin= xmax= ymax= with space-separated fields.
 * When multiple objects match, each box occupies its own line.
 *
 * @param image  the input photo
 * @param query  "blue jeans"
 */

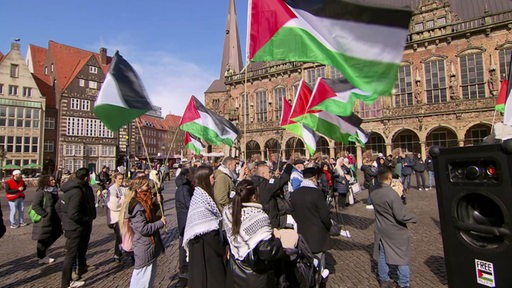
xmin=8 ymin=198 xmax=25 ymax=226
xmin=428 ymin=171 xmax=435 ymax=188
xmin=378 ymin=241 xmax=410 ymax=287
xmin=130 ymin=260 xmax=158 ymax=288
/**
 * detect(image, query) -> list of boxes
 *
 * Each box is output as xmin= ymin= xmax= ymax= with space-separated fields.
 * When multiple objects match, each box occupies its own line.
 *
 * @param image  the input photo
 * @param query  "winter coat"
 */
xmin=251 ymin=164 xmax=292 ymax=229
xmin=31 ymin=187 xmax=63 ymax=241
xmin=333 ymin=166 xmax=351 ymax=194
xmin=59 ymin=179 xmax=96 ymax=231
xmin=106 ymin=184 xmax=126 ymax=224
xmin=361 ymin=164 xmax=378 ymax=190
xmin=413 ymin=156 xmax=426 ymax=172
xmin=228 ymin=238 xmax=284 ymax=288
xmin=290 ymin=186 xmax=331 ymax=253
xmin=213 ymin=168 xmax=235 ymax=210
xmin=126 ymin=199 xmax=165 ymax=269
xmin=175 ymin=173 xmax=194 ymax=237
xmin=401 ymin=156 xmax=414 ymax=176
xmin=372 ymin=183 xmax=417 ymax=265
xmin=5 ymin=178 xmax=26 ymax=201
xmin=425 ymin=156 xmax=434 ymax=172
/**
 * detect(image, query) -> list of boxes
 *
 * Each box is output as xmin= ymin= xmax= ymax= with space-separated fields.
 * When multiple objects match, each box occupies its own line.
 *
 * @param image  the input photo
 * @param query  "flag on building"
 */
xmin=184 ymin=132 xmax=204 ymax=154
xmin=180 ymin=96 xmax=239 ymax=146
xmin=495 ymin=79 xmax=508 ymax=113
xmin=308 ymin=78 xmax=370 ymax=116
xmin=248 ymin=0 xmax=412 ymax=97
xmin=280 ymin=92 xmax=318 ymax=155
xmin=94 ymin=51 xmax=152 ymax=131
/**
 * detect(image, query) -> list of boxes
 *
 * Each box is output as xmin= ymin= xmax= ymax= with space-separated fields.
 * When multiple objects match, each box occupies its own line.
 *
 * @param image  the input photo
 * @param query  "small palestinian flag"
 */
xmin=180 ymin=96 xmax=239 ymax=146
xmin=184 ymin=132 xmax=204 ymax=154
xmin=94 ymin=51 xmax=152 ymax=131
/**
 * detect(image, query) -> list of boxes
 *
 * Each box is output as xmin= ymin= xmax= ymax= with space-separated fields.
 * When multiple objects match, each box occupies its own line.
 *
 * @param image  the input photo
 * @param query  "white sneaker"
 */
xmin=69 ymin=280 xmax=85 ymax=288
xmin=366 ymin=205 xmax=374 ymax=210
xmin=38 ymin=256 xmax=55 ymax=264
xmin=418 ymin=188 xmax=423 ymax=191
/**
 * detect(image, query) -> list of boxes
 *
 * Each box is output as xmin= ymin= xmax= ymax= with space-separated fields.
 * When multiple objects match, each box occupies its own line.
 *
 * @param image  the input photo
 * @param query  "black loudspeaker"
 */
xmin=430 ymin=141 xmax=512 ymax=288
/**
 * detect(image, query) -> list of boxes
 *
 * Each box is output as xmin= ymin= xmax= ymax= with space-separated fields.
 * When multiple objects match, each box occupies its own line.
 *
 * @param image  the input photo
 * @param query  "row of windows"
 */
xmin=78 ymin=79 xmax=98 ymax=89
xmin=63 ymin=159 xmax=114 ymax=174
xmin=0 ymin=107 xmax=41 ymax=128
xmin=70 ymin=98 xmax=91 ymax=110
xmin=4 ymin=159 xmax=38 ymax=166
xmin=0 ymin=135 xmax=39 ymax=153
xmin=66 ymin=117 xmax=114 ymax=138
xmin=0 ymin=84 xmax=33 ymax=97
xmin=394 ymin=48 xmax=512 ymax=107
xmin=63 ymin=144 xmax=115 ymax=157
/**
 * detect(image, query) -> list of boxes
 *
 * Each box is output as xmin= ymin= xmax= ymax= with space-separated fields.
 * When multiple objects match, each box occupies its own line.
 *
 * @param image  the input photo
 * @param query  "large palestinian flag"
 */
xmin=248 ymin=0 xmax=411 ymax=97
xmin=94 ymin=51 xmax=152 ymax=131
xmin=180 ymin=96 xmax=239 ymax=146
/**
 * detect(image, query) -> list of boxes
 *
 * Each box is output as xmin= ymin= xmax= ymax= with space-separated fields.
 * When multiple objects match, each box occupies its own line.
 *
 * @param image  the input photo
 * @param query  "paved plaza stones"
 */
xmin=0 ymin=179 xmax=448 ymax=287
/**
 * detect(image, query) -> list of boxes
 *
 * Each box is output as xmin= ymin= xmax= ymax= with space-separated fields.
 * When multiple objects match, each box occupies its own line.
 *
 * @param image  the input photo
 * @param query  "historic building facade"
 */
xmin=205 ymin=0 xmax=512 ymax=165
xmin=0 ymin=42 xmax=45 ymax=173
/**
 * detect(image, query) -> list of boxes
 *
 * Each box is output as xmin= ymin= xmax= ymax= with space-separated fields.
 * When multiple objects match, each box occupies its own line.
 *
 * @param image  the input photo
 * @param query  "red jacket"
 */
xmin=5 ymin=178 xmax=26 ymax=201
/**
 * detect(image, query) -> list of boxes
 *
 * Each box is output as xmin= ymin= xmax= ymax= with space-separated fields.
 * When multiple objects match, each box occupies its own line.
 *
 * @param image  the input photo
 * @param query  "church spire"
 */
xmin=220 ymin=0 xmax=243 ymax=78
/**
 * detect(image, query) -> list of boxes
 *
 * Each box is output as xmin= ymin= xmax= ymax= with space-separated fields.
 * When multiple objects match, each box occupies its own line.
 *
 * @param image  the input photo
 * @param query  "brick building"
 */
xmin=205 ymin=0 xmax=512 ymax=165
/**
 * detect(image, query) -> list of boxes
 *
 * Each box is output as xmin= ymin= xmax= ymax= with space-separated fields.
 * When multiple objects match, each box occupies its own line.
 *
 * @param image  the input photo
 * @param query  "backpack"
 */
xmin=121 ymin=219 xmax=134 ymax=252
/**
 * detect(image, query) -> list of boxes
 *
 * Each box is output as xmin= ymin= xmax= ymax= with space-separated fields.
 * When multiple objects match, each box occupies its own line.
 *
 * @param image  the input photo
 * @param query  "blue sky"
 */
xmin=0 ymin=0 xmax=249 ymax=116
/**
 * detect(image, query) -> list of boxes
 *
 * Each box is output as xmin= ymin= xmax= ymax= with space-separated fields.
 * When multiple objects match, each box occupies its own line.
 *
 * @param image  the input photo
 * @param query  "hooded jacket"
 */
xmin=59 ymin=179 xmax=96 ymax=231
xmin=126 ymin=198 xmax=165 ymax=269
xmin=175 ymin=173 xmax=194 ymax=236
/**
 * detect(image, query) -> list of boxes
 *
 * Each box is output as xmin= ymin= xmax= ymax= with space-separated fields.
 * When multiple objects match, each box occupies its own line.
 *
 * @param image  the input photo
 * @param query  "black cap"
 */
xmin=303 ymin=167 xmax=318 ymax=179
xmin=293 ymin=159 xmax=305 ymax=165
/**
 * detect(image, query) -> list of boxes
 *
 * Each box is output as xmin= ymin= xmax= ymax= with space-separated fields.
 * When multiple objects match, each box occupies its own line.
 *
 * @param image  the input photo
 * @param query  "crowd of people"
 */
xmin=0 ymin=148 xmax=431 ymax=288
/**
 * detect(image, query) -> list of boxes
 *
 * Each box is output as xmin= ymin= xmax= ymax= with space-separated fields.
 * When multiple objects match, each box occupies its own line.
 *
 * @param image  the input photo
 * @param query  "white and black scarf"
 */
xmin=182 ymin=186 xmax=222 ymax=258
xmin=223 ymin=202 xmax=273 ymax=260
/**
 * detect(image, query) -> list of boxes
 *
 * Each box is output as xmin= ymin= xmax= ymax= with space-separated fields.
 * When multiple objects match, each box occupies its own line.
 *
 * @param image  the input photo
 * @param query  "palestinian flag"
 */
xmin=308 ymin=78 xmax=370 ymax=116
xmin=280 ymin=93 xmax=318 ymax=155
xmin=248 ymin=0 xmax=412 ymax=97
xmin=94 ymin=51 xmax=152 ymax=131
xmin=184 ymin=132 xmax=204 ymax=154
xmin=180 ymin=96 xmax=239 ymax=146
xmin=294 ymin=111 xmax=368 ymax=145
xmin=495 ymin=79 xmax=508 ymax=113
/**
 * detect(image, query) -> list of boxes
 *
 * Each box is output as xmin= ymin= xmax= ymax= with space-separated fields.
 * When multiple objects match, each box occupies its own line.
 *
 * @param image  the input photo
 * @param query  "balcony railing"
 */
xmin=225 ymin=62 xmax=303 ymax=84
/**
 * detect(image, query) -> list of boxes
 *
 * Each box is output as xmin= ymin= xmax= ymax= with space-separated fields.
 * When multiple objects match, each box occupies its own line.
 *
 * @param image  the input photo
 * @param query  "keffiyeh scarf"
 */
xmin=182 ymin=187 xmax=222 ymax=257
xmin=223 ymin=203 xmax=273 ymax=260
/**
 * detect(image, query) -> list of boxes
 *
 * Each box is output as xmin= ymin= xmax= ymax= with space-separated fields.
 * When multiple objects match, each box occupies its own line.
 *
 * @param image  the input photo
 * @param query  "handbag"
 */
xmin=349 ymin=182 xmax=361 ymax=195
xmin=346 ymin=189 xmax=355 ymax=205
xmin=121 ymin=219 xmax=134 ymax=252
xmin=28 ymin=192 xmax=46 ymax=223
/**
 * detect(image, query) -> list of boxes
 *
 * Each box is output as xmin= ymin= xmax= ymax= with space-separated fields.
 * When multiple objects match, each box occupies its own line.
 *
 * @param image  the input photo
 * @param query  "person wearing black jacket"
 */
xmin=251 ymin=161 xmax=293 ymax=229
xmin=413 ymin=154 xmax=427 ymax=191
xmin=425 ymin=155 xmax=434 ymax=190
xmin=290 ymin=167 xmax=332 ymax=286
xmin=175 ymin=168 xmax=194 ymax=288
xmin=59 ymin=168 xmax=96 ymax=288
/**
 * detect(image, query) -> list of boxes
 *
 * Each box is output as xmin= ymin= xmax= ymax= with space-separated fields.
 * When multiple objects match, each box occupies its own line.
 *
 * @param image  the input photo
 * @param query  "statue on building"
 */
xmin=488 ymin=68 xmax=499 ymax=96
xmin=414 ymin=85 xmax=423 ymax=104
xmin=449 ymin=74 xmax=460 ymax=100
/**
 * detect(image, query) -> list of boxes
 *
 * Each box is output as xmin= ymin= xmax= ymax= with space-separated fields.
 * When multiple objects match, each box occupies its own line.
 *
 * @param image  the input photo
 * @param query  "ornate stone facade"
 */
xmin=205 ymin=0 xmax=512 ymax=166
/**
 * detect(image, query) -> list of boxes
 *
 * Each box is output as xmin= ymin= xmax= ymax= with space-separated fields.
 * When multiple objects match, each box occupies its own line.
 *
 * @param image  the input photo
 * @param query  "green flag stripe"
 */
xmin=94 ymin=104 xmax=148 ymax=132
xmin=252 ymin=27 xmax=400 ymax=96
xmin=181 ymin=122 xmax=235 ymax=146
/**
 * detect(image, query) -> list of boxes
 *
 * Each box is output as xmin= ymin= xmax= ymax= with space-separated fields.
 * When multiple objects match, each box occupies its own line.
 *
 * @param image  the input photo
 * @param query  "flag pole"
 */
xmin=136 ymin=117 xmax=167 ymax=230
xmin=242 ymin=62 xmax=249 ymax=162
xmin=491 ymin=110 xmax=497 ymax=134
xmin=164 ymin=127 xmax=181 ymax=163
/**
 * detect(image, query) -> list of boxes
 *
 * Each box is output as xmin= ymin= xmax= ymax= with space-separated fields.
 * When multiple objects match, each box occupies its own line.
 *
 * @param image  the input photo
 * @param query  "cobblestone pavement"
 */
xmin=0 ymin=178 xmax=447 ymax=288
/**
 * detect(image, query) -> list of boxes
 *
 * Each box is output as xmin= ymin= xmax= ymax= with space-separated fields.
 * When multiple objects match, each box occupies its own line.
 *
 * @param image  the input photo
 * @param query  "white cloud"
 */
xmin=92 ymin=38 xmax=216 ymax=117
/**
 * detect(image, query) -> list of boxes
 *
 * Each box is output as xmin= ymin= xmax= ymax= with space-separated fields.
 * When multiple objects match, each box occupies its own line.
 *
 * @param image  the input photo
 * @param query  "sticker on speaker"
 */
xmin=475 ymin=259 xmax=496 ymax=287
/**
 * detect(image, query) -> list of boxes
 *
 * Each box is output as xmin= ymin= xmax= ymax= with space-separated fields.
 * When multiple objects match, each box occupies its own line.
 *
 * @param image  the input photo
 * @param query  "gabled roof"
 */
xmin=163 ymin=114 xmax=182 ymax=129
xmin=48 ymin=40 xmax=112 ymax=92
xmin=27 ymin=44 xmax=55 ymax=107
xmin=137 ymin=115 xmax=167 ymax=131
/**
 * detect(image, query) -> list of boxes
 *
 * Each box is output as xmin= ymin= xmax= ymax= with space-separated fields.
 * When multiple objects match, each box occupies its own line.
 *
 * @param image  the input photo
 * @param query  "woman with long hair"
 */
xmin=125 ymin=176 xmax=166 ymax=288
xmin=182 ymin=165 xmax=226 ymax=288
xmin=31 ymin=174 xmax=63 ymax=264
xmin=223 ymin=179 xmax=284 ymax=287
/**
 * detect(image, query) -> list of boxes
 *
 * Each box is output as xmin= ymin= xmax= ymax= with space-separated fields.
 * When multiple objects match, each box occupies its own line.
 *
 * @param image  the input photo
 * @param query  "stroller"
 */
xmin=285 ymin=235 xmax=325 ymax=288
